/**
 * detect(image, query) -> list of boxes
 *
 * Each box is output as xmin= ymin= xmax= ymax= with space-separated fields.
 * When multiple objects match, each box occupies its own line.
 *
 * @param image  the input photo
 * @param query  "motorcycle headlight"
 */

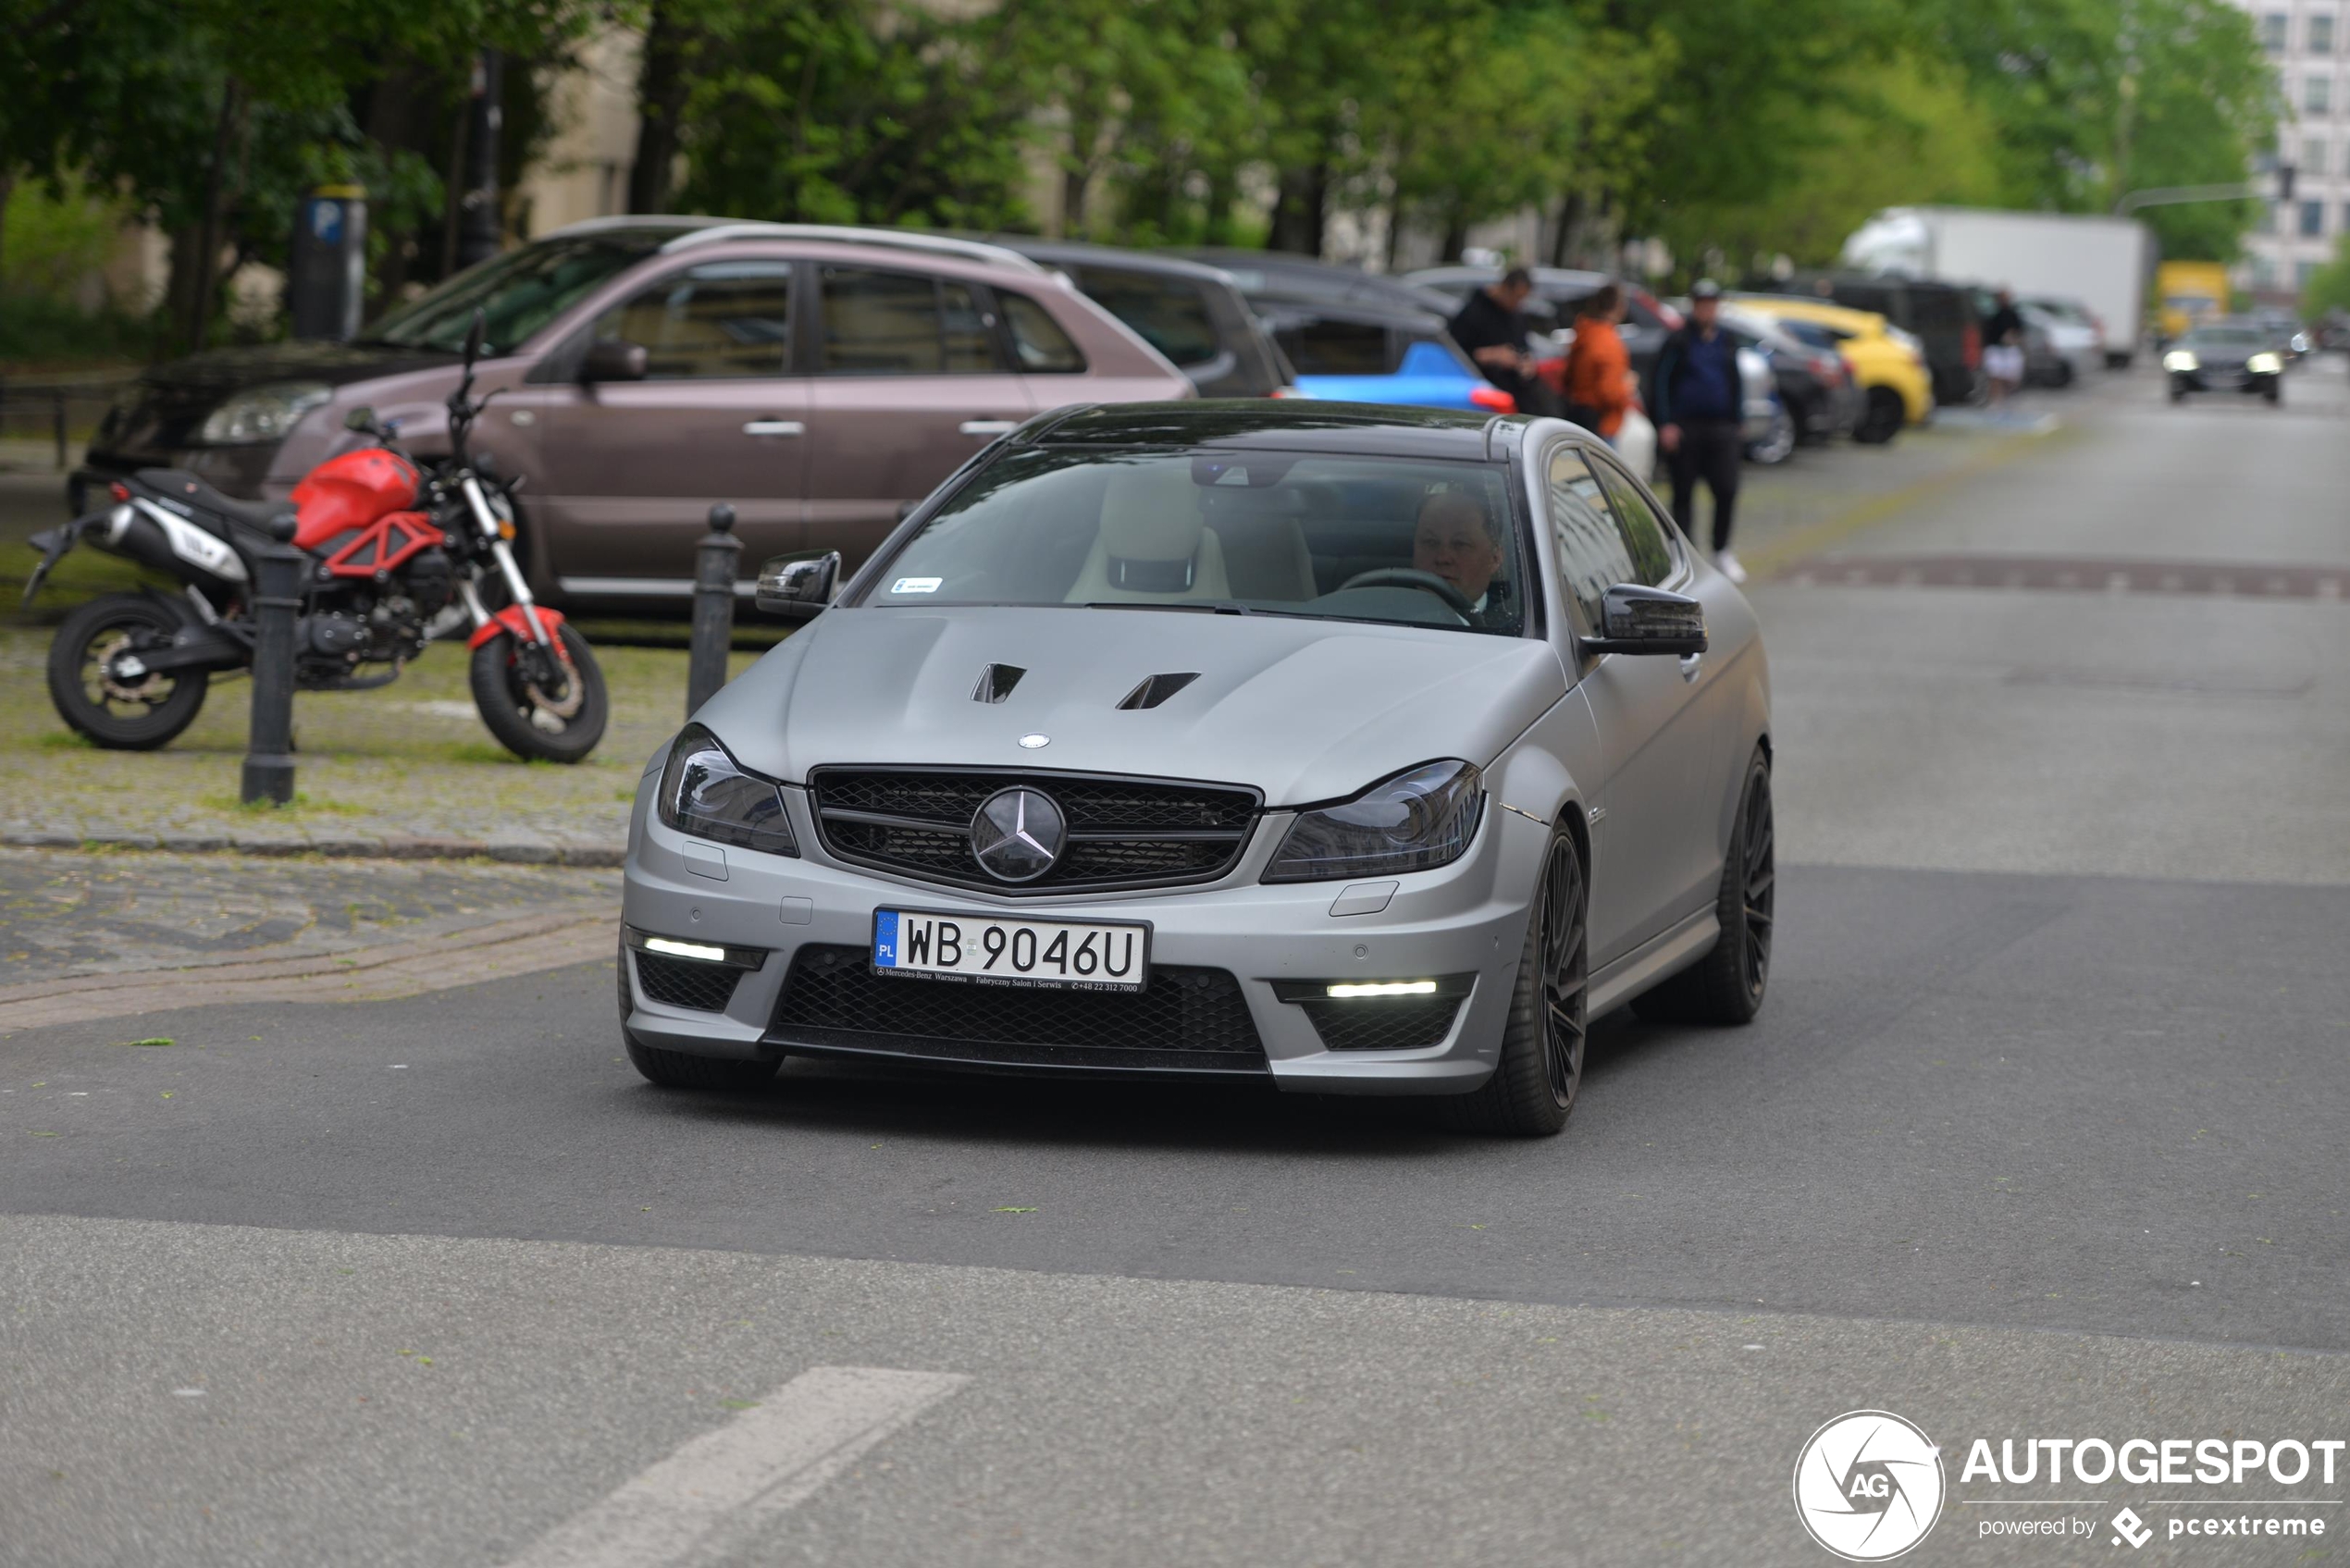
xmin=2247 ymin=352 xmax=2282 ymax=375
xmin=1263 ymin=760 xmax=1484 ymax=883
xmin=656 ymin=725 xmax=798 ymax=857
xmin=197 ymin=381 xmax=332 ymax=445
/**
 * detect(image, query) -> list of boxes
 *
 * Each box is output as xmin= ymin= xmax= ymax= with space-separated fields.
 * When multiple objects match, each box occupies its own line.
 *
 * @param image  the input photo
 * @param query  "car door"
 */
xmin=1540 ymin=442 xmax=1713 ymax=966
xmin=514 ymin=260 xmax=808 ymax=591
xmin=1588 ymin=450 xmax=1742 ymax=920
xmin=799 ymin=265 xmax=1035 ymax=573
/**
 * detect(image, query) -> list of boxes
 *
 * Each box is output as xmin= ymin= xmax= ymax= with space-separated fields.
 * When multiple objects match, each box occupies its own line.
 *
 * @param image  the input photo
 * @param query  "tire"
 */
xmin=2168 ymin=382 xmax=2185 ymax=404
xmin=616 ymin=938 xmax=781 ymax=1091
xmin=1631 ymin=749 xmax=1774 ymax=1027
xmin=2264 ymin=384 xmax=2282 ymax=406
xmin=1746 ymin=405 xmax=1796 ymax=465
xmin=470 ymin=621 xmax=608 ymax=763
xmin=1854 ymin=387 xmax=1904 ymax=444
xmin=46 ymin=593 xmax=210 ymax=750
xmin=1438 ymin=828 xmax=1588 ymax=1138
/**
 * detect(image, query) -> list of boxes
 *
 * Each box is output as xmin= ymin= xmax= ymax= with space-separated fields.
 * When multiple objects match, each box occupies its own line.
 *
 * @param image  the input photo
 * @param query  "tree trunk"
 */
xmin=1268 ymin=162 xmax=1328 ymax=256
xmin=1550 ymin=191 xmax=1584 ymax=268
xmin=627 ymin=0 xmax=693 ymax=213
xmin=175 ymin=77 xmax=244 ymax=355
xmin=1439 ymin=203 xmax=1469 ymax=265
xmin=0 ymin=168 xmax=15 ymax=289
xmin=1060 ymin=163 xmax=1088 ymax=238
xmin=365 ymin=65 xmax=419 ymax=307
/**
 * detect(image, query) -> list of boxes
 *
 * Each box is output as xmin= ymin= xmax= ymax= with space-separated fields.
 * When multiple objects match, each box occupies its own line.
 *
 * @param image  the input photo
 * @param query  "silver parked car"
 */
xmin=618 ymin=403 xmax=1774 ymax=1136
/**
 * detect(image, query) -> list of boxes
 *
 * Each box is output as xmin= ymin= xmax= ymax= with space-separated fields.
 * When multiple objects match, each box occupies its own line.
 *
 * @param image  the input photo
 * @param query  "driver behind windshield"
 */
xmin=1412 ymin=491 xmax=1508 ymax=625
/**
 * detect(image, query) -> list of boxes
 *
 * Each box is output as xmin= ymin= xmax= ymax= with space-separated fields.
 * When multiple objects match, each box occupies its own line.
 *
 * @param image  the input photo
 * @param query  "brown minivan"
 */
xmin=77 ymin=219 xmax=1193 ymax=601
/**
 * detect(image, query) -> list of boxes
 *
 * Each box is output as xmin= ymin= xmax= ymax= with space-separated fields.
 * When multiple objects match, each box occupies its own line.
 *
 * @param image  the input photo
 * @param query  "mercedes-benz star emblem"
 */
xmin=971 ymin=787 xmax=1067 ymax=883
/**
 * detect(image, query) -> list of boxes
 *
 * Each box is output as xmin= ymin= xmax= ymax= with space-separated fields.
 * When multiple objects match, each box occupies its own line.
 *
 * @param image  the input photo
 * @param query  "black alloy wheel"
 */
xmin=45 ymin=592 xmax=211 ymax=750
xmin=1632 ymin=748 xmax=1774 ymax=1026
xmin=469 ymin=621 xmax=609 ymax=763
xmin=1855 ymin=386 xmax=1904 ymax=444
xmin=1440 ymin=827 xmax=1588 ymax=1137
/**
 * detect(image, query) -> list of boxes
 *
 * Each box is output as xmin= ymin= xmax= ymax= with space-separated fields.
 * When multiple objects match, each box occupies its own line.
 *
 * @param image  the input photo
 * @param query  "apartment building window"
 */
xmin=2263 ymin=11 xmax=2289 ymax=51
xmin=2343 ymin=200 xmax=2350 ymax=231
xmin=2316 ymin=14 xmax=2339 ymax=52
xmin=2306 ymin=137 xmax=2331 ymax=176
xmin=2307 ymin=74 xmax=2332 ymax=116
xmin=2300 ymin=197 xmax=2325 ymax=236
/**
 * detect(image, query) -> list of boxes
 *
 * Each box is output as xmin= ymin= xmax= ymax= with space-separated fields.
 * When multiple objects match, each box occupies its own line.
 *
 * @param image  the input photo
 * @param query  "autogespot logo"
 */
xmin=1794 ymin=1411 xmax=1947 ymax=1561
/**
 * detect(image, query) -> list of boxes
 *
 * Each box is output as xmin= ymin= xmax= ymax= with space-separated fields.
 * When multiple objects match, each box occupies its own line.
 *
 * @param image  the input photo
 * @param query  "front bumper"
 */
xmin=2171 ymin=370 xmax=2275 ymax=394
xmin=617 ymin=770 xmax=1546 ymax=1095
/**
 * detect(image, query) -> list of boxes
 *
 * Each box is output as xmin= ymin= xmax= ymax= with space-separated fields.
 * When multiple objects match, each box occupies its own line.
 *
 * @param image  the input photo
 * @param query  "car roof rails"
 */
xmin=540 ymin=216 xmax=1054 ymax=276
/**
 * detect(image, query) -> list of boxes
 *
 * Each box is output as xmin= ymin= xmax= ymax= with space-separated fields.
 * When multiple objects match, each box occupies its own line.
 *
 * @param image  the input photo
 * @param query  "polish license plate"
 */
xmin=872 ymin=909 xmax=1148 ymax=993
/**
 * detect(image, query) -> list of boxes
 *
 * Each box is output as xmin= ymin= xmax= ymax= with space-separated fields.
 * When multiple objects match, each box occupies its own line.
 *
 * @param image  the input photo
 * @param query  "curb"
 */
xmin=0 ymin=829 xmax=625 ymax=868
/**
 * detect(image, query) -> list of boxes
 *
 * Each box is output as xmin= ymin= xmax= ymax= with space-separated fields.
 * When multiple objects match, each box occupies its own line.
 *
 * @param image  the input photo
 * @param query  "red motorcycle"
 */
xmin=25 ymin=316 xmax=606 ymax=762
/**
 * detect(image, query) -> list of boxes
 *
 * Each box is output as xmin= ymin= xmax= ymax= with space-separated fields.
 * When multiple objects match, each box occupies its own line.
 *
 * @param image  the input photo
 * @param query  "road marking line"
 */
xmin=500 ymin=1366 xmax=967 ymax=1568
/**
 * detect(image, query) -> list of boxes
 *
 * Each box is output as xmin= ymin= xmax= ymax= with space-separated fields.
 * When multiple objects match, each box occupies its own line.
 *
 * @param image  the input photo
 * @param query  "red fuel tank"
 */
xmin=291 ymin=448 xmax=422 ymax=551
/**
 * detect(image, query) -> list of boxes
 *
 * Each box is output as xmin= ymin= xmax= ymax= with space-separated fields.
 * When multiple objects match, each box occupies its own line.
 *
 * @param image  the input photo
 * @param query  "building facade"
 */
xmin=2237 ymin=0 xmax=2347 ymax=299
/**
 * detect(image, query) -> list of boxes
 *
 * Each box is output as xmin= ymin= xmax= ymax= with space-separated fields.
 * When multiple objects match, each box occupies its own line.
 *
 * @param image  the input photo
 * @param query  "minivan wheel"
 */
xmin=1631 ymin=749 xmax=1773 ymax=1026
xmin=1438 ymin=828 xmax=1587 ymax=1138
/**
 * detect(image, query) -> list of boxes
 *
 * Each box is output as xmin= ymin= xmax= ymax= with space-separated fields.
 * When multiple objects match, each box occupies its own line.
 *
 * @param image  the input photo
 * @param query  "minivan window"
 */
xmin=364 ymin=234 xmax=666 ymax=355
xmin=1001 ymin=291 xmax=1087 ymax=373
xmin=820 ymin=266 xmax=1007 ymax=375
xmin=594 ymin=262 xmax=793 ymax=378
xmin=1073 ymin=267 xmax=1220 ymax=367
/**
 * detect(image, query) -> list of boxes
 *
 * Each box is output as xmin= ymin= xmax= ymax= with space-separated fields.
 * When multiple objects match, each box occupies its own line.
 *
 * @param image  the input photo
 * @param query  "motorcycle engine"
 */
xmin=306 ymin=612 xmax=367 ymax=657
xmin=404 ymin=549 xmax=454 ymax=618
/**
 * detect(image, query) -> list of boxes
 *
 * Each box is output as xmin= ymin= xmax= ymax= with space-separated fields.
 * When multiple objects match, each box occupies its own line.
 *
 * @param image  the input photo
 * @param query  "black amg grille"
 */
xmin=810 ymin=768 xmax=1259 ymax=894
xmin=635 ymin=952 xmax=743 ymax=1013
xmin=1297 ymin=996 xmax=1465 ymax=1051
xmin=770 ymin=945 xmax=1267 ymax=1069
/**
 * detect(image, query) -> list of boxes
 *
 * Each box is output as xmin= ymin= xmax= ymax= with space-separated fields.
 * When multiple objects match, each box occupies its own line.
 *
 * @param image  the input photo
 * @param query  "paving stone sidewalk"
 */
xmin=0 ymin=847 xmax=617 ymax=990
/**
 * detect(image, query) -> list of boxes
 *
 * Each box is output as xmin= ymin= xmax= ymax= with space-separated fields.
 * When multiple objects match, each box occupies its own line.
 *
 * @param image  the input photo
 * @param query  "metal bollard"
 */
xmin=686 ymin=502 xmax=740 ymax=716
xmin=241 ymin=512 xmax=304 ymax=806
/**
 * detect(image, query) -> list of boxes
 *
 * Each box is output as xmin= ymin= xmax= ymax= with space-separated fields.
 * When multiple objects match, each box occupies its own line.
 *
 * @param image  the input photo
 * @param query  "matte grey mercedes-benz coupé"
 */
xmin=618 ymin=403 xmax=1772 ymax=1136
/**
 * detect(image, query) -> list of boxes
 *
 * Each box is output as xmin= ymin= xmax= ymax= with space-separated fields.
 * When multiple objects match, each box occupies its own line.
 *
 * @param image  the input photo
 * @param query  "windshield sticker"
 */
xmin=890 ymin=577 xmax=943 ymax=594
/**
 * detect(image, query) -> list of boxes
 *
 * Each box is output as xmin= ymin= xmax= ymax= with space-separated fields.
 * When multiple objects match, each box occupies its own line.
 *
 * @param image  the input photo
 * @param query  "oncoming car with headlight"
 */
xmin=619 ymin=403 xmax=1773 ymax=1136
xmin=2163 ymin=321 xmax=2283 ymax=406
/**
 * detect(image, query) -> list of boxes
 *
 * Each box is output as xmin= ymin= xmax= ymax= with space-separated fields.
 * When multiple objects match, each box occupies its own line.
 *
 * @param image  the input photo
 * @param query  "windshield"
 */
xmin=2182 ymin=327 xmax=2263 ymax=348
xmin=861 ymin=447 xmax=1527 ymax=636
xmin=362 ymin=234 xmax=666 ymax=355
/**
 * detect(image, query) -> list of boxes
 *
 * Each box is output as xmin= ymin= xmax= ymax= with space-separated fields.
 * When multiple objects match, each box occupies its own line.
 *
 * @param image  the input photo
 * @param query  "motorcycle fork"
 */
xmin=460 ymin=474 xmax=551 ymax=647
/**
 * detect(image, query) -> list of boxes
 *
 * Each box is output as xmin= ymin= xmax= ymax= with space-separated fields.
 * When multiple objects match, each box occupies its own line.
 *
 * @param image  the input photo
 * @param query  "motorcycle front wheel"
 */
xmin=469 ymin=622 xmax=608 ymax=763
xmin=46 ymin=593 xmax=211 ymax=749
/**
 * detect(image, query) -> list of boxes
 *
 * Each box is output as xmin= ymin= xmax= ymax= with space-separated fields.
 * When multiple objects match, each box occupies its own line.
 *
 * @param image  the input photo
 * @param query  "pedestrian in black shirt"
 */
xmin=1448 ymin=267 xmax=1540 ymax=411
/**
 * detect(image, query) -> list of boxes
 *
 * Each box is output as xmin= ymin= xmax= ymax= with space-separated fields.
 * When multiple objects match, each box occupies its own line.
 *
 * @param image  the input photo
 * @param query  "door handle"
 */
xmin=1679 ymin=653 xmax=1703 ymax=683
xmin=742 ymin=420 xmax=804 ymax=437
xmin=959 ymin=420 xmax=1019 ymax=437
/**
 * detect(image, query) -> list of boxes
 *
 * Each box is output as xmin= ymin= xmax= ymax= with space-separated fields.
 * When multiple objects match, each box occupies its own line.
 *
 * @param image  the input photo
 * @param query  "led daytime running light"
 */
xmin=1325 ymin=981 xmax=1440 ymax=998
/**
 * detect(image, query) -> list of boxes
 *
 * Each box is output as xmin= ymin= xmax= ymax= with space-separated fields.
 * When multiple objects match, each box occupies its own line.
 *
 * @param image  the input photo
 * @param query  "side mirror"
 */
xmin=581 ymin=340 xmax=648 ymax=383
xmin=1580 ymin=583 xmax=1708 ymax=657
xmin=755 ymin=550 xmax=841 ymax=619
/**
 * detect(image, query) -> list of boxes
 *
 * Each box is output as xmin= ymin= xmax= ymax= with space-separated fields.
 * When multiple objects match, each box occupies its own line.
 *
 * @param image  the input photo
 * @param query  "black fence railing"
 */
xmin=0 ymin=374 xmax=133 ymax=471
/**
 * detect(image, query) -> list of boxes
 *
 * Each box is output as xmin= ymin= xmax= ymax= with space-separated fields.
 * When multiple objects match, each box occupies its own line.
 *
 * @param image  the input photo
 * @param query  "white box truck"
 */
xmin=1842 ymin=207 xmax=2151 ymax=367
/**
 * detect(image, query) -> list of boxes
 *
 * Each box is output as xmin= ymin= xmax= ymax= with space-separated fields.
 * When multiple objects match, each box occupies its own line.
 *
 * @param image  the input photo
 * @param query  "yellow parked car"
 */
xmin=1728 ymin=295 xmax=1933 ymax=444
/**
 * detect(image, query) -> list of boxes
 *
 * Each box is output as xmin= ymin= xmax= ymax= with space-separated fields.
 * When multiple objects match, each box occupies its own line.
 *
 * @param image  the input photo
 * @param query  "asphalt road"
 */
xmin=6 ymin=364 xmax=2350 ymax=1566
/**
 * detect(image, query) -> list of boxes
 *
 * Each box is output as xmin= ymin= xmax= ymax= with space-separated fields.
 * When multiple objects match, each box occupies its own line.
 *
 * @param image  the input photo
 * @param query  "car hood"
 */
xmin=131 ymin=340 xmax=459 ymax=404
xmin=698 ymin=606 xmax=1569 ymax=807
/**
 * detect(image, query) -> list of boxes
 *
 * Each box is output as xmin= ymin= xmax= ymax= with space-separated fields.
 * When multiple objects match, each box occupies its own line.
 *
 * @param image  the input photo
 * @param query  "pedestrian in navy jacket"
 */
xmin=1651 ymin=280 xmax=1748 ymax=583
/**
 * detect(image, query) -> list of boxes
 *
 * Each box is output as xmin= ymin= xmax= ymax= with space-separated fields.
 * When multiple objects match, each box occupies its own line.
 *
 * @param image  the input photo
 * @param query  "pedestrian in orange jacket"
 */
xmin=1563 ymin=283 xmax=1634 ymax=442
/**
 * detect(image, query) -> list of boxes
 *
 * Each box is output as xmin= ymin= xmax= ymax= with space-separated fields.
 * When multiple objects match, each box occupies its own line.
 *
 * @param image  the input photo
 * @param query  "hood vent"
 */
xmin=971 ymin=663 xmax=1026 ymax=704
xmin=1117 ymin=671 xmax=1201 ymax=710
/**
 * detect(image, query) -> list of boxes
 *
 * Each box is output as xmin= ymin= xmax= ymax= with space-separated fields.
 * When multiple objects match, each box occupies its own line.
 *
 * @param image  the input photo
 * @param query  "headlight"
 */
xmin=2247 ymin=352 xmax=2282 ymax=374
xmin=1263 ymin=760 xmax=1484 ymax=883
xmin=2163 ymin=351 xmax=2198 ymax=373
xmin=656 ymin=725 xmax=798 ymax=856
xmin=197 ymin=381 xmax=332 ymax=445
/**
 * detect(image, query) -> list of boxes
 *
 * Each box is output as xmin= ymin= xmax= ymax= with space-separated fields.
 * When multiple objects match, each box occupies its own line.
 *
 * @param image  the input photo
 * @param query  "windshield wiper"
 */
xmin=1081 ymin=600 xmax=1255 ymax=615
